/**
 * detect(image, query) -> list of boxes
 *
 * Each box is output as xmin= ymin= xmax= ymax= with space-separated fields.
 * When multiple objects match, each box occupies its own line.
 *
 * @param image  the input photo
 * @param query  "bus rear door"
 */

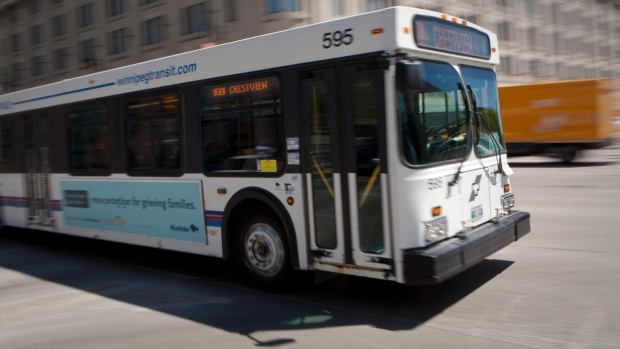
xmin=23 ymin=115 xmax=54 ymax=227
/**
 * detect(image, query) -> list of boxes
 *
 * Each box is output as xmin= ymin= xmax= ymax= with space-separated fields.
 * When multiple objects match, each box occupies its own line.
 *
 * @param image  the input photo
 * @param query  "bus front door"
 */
xmin=301 ymin=65 xmax=393 ymax=277
xmin=23 ymin=115 xmax=54 ymax=227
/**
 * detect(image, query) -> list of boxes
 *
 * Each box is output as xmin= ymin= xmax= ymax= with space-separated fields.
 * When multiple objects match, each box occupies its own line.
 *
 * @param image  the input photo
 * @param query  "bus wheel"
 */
xmin=238 ymin=210 xmax=290 ymax=289
xmin=560 ymin=150 xmax=577 ymax=163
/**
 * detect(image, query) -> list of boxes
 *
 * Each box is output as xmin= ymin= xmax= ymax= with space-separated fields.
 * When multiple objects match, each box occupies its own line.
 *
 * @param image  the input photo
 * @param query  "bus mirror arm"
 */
xmin=448 ymin=162 xmax=463 ymax=187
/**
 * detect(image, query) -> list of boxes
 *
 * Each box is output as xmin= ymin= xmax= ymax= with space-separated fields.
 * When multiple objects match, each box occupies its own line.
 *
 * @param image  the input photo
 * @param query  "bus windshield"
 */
xmin=460 ymin=66 xmax=506 ymax=156
xmin=397 ymin=60 xmax=470 ymax=166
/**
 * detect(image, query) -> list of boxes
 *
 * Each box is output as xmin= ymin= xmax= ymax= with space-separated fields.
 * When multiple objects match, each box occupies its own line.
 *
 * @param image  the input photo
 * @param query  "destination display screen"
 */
xmin=202 ymin=77 xmax=281 ymax=112
xmin=413 ymin=16 xmax=491 ymax=59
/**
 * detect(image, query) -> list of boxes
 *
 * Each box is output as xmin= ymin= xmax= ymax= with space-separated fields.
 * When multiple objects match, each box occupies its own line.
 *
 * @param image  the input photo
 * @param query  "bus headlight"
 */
xmin=501 ymin=193 xmax=515 ymax=210
xmin=424 ymin=217 xmax=447 ymax=242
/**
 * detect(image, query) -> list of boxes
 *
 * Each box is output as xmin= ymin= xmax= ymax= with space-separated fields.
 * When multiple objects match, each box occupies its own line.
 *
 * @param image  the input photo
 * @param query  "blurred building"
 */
xmin=1 ymin=0 xmax=619 ymax=94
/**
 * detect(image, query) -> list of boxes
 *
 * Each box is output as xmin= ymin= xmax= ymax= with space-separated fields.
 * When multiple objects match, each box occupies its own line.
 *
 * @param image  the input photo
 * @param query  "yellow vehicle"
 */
xmin=499 ymin=78 xmax=614 ymax=162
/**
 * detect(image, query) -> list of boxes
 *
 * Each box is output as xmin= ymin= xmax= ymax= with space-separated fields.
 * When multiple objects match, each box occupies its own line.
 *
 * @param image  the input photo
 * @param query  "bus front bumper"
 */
xmin=403 ymin=210 xmax=530 ymax=286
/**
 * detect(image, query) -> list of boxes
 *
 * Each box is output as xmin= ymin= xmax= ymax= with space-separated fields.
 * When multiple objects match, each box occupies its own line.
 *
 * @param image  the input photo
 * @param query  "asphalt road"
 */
xmin=1 ymin=144 xmax=619 ymax=349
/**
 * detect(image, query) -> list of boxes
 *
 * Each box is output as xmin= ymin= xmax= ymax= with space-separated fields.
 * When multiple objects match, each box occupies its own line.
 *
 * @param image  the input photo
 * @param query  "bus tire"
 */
xmin=560 ymin=150 xmax=577 ymax=163
xmin=237 ymin=209 xmax=291 ymax=290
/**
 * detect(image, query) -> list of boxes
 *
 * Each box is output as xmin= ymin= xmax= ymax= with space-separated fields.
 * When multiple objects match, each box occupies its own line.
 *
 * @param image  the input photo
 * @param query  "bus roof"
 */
xmin=0 ymin=6 xmax=498 ymax=115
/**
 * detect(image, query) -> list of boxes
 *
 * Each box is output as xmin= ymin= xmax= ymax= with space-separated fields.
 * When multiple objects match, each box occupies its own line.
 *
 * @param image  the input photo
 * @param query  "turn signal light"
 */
xmin=432 ymin=206 xmax=442 ymax=217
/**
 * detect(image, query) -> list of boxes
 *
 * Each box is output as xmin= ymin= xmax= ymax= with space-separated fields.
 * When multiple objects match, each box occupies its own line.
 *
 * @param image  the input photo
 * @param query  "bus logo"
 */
xmin=64 ymin=190 xmax=89 ymax=208
xmin=469 ymin=175 xmax=482 ymax=202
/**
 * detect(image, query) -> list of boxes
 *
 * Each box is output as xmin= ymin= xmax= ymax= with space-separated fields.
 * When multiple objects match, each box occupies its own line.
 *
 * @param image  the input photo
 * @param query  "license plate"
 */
xmin=471 ymin=205 xmax=483 ymax=221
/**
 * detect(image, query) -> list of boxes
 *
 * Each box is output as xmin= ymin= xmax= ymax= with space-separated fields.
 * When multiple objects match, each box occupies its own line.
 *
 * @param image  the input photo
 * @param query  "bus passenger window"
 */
xmin=0 ymin=119 xmax=15 ymax=163
xmin=68 ymin=105 xmax=111 ymax=173
xmin=124 ymin=94 xmax=181 ymax=173
xmin=200 ymin=77 xmax=283 ymax=174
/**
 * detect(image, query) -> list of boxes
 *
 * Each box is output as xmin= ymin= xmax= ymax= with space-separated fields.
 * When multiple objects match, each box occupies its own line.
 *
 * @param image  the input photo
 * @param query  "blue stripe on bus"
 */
xmin=205 ymin=210 xmax=223 ymax=228
xmin=0 ymin=197 xmax=63 ymax=211
xmin=1 ymin=196 xmax=28 ymax=208
xmin=12 ymin=82 xmax=116 ymax=105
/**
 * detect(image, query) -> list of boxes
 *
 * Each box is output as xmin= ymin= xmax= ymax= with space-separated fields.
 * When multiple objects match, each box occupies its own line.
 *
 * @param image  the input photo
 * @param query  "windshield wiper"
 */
xmin=447 ymin=83 xmax=469 ymax=187
xmin=468 ymin=84 xmax=504 ymax=175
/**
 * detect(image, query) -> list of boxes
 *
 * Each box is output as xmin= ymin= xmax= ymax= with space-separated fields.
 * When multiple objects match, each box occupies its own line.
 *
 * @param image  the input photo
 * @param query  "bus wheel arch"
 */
xmin=222 ymin=188 xmax=299 ymax=287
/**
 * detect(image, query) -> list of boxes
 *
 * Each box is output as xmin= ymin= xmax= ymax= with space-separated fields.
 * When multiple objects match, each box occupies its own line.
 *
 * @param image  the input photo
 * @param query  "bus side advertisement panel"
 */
xmin=60 ymin=180 xmax=206 ymax=244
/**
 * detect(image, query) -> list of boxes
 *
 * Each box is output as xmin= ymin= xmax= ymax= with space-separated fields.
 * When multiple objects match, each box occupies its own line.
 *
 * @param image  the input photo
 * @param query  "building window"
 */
xmin=109 ymin=0 xmax=125 ymax=17
xmin=266 ymin=0 xmax=301 ymax=13
xmin=32 ymin=55 xmax=46 ymax=76
xmin=599 ymin=46 xmax=610 ymax=58
xmin=30 ymin=0 xmax=42 ymax=14
xmin=500 ymin=55 xmax=513 ymax=75
xmin=12 ymin=63 xmax=26 ymax=82
xmin=523 ymin=0 xmax=535 ymax=14
xmin=68 ymin=105 xmax=110 ymax=173
xmin=200 ymin=77 xmax=284 ymax=173
xmin=79 ymin=3 xmax=95 ymax=28
xmin=31 ymin=24 xmax=45 ymax=46
xmin=53 ymin=47 xmax=70 ymax=70
xmin=497 ymin=22 xmax=510 ymax=41
xmin=332 ymin=0 xmax=344 ymax=16
xmin=145 ymin=16 xmax=165 ymax=45
xmin=463 ymin=15 xmax=478 ymax=25
xmin=125 ymin=94 xmax=181 ymax=172
xmin=10 ymin=6 xmax=21 ymax=23
xmin=582 ymin=42 xmax=591 ymax=56
xmin=110 ymin=28 xmax=128 ymax=54
xmin=53 ymin=15 xmax=67 ymax=37
xmin=225 ymin=0 xmax=237 ymax=22
xmin=181 ymin=3 xmax=207 ymax=35
xmin=81 ymin=38 xmax=97 ymax=63
xmin=11 ymin=33 xmax=24 ymax=52
xmin=365 ymin=0 xmax=387 ymax=11
xmin=527 ymin=27 xmax=537 ymax=49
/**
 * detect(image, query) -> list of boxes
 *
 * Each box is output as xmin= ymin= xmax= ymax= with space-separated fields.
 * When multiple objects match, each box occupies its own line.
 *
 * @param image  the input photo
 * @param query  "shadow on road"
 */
xmin=0 ymin=227 xmax=513 ymax=346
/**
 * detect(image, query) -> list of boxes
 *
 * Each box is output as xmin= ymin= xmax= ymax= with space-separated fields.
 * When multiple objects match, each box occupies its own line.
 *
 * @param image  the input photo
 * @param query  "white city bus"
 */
xmin=0 ymin=7 xmax=530 ymax=289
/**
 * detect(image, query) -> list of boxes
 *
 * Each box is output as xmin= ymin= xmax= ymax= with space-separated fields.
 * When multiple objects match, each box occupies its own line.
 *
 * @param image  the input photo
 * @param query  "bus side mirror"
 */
xmin=396 ymin=61 xmax=426 ymax=92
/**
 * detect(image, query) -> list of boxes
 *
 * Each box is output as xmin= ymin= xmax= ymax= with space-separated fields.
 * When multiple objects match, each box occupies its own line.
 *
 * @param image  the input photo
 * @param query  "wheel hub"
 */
xmin=244 ymin=223 xmax=284 ymax=277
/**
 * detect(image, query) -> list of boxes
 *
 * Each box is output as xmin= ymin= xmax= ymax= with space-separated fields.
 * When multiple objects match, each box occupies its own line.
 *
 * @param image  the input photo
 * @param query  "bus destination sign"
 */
xmin=413 ymin=16 xmax=491 ymax=59
xmin=211 ymin=80 xmax=271 ymax=97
